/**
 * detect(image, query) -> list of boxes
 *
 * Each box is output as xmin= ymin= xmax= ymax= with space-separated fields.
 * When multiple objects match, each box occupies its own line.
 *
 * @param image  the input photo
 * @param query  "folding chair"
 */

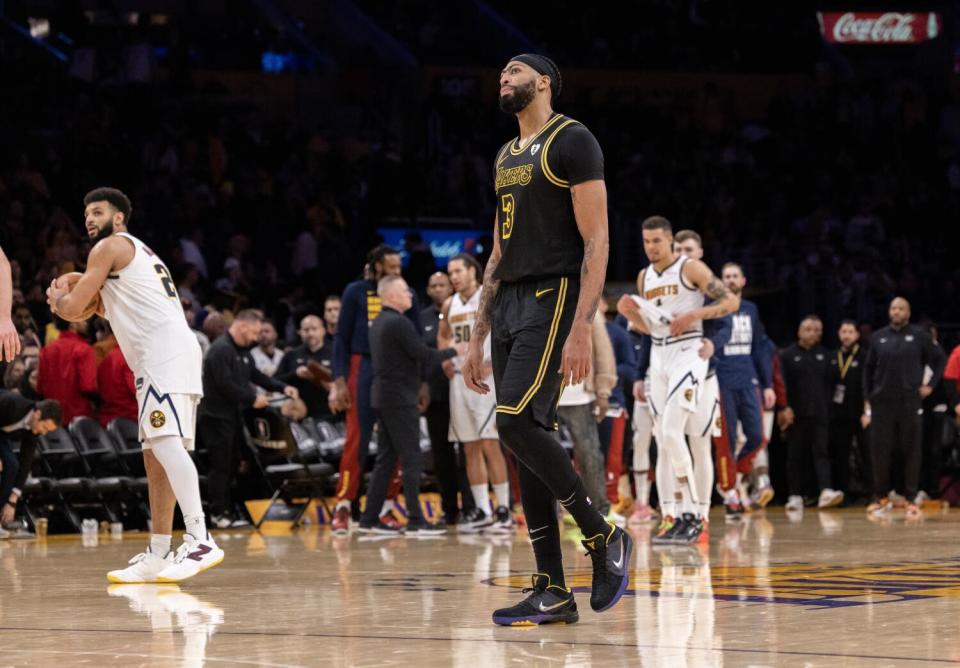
xmin=245 ymin=408 xmax=333 ymax=530
xmin=71 ymin=417 xmax=147 ymax=527
xmin=36 ymin=427 xmax=98 ymax=531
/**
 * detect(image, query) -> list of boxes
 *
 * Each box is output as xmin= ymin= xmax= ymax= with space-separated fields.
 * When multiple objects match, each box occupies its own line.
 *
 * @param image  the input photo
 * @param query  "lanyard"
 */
xmin=837 ymin=344 xmax=859 ymax=380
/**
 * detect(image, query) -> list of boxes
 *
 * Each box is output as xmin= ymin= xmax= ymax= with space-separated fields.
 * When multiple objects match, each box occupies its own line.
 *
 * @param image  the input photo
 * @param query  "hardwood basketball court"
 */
xmin=1 ymin=508 xmax=957 ymax=666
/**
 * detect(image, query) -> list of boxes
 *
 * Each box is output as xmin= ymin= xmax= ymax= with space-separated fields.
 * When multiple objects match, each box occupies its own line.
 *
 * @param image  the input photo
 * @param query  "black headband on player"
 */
xmin=510 ymin=53 xmax=562 ymax=100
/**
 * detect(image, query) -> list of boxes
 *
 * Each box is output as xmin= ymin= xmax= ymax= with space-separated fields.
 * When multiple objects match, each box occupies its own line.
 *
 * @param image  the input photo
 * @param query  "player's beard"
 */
xmin=92 ymin=222 xmax=114 ymax=243
xmin=499 ymin=80 xmax=536 ymax=114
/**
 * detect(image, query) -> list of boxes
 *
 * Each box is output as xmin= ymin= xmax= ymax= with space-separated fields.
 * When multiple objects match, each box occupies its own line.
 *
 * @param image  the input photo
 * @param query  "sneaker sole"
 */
xmin=594 ymin=531 xmax=633 ymax=613
xmin=156 ymin=554 xmax=225 ymax=583
xmin=492 ymin=610 xmax=579 ymax=626
xmin=756 ymin=488 xmax=774 ymax=508
xmin=106 ymin=574 xmax=163 ymax=584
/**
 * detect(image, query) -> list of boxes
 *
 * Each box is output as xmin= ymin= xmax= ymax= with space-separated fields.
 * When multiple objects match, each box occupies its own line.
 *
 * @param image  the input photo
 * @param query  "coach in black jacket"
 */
xmin=863 ymin=298 xmax=944 ymax=510
xmin=359 ymin=275 xmax=458 ymax=533
xmin=198 ymin=309 xmax=298 ymax=526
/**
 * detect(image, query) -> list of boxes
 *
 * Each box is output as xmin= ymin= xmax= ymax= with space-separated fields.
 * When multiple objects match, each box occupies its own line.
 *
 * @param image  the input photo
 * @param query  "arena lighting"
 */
xmin=817 ymin=11 xmax=942 ymax=44
xmin=27 ymin=17 xmax=49 ymax=39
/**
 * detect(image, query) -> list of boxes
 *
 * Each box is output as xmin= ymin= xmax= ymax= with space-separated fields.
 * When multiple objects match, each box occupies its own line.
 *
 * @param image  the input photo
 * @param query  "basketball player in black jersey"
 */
xmin=462 ymin=54 xmax=631 ymax=626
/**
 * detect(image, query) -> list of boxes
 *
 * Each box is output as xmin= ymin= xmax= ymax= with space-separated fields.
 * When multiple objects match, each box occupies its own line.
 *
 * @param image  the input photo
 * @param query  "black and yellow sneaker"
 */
xmin=582 ymin=522 xmax=633 ymax=612
xmin=491 ymin=574 xmax=579 ymax=626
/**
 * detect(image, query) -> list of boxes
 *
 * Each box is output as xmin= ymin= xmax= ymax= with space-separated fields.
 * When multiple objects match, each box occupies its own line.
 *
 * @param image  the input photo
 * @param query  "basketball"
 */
xmin=52 ymin=272 xmax=102 ymax=322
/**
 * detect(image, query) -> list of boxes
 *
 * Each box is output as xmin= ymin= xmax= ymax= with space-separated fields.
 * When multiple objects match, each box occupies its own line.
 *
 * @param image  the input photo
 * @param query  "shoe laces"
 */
xmin=171 ymin=537 xmax=198 ymax=564
xmin=128 ymin=552 xmax=148 ymax=565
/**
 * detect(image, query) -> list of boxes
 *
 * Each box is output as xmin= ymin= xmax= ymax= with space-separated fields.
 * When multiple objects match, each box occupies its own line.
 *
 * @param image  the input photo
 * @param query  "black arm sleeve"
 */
xmin=393 ymin=318 xmax=456 ymax=367
xmin=207 ymin=347 xmax=257 ymax=408
xmin=924 ymin=335 xmax=946 ymax=389
xmin=863 ymin=341 xmax=877 ymax=400
xmin=273 ymin=351 xmax=299 ymax=384
xmin=553 ymin=123 xmax=604 ymax=186
xmin=251 ymin=365 xmax=287 ymax=393
xmin=13 ymin=433 xmax=37 ymax=491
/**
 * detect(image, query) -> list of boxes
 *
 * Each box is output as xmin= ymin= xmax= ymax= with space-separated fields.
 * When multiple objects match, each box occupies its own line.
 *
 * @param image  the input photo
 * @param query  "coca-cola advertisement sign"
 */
xmin=817 ymin=12 xmax=942 ymax=44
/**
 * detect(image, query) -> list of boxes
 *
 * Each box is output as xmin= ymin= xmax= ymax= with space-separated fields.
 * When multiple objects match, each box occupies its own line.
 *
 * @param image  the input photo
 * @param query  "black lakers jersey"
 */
xmin=492 ymin=113 xmax=604 ymax=283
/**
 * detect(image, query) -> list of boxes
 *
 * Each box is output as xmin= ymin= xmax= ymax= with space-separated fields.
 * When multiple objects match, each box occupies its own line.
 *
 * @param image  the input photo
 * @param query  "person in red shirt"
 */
xmin=38 ymin=317 xmax=97 ymax=425
xmin=944 ymin=344 xmax=960 ymax=422
xmin=97 ymin=344 xmax=137 ymax=428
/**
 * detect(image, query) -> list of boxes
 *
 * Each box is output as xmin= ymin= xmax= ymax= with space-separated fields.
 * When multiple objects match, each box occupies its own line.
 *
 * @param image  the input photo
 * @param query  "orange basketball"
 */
xmin=53 ymin=272 xmax=102 ymax=322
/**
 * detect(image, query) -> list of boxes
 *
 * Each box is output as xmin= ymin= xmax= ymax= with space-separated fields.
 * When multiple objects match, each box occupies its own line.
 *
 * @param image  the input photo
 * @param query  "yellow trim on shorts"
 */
xmin=496 ymin=277 xmax=568 ymax=415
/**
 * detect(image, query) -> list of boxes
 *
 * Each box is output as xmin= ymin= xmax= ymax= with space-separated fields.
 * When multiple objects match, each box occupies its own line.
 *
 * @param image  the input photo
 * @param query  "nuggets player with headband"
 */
xmin=618 ymin=216 xmax=739 ymax=544
xmin=46 ymin=187 xmax=222 ymax=583
xmin=438 ymin=253 xmax=512 ymax=533
xmin=463 ymin=54 xmax=632 ymax=626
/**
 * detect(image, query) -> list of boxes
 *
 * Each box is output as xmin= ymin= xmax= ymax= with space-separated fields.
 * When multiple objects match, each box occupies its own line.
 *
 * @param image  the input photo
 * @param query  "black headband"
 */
xmin=510 ymin=53 xmax=561 ymax=100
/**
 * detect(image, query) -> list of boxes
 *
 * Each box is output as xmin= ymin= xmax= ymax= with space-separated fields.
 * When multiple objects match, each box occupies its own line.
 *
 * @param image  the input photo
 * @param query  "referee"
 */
xmin=462 ymin=54 xmax=630 ymax=627
xmin=862 ymin=297 xmax=944 ymax=516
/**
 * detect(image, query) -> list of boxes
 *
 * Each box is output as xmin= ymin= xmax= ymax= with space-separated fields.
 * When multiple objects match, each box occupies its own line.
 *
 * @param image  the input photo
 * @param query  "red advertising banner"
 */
xmin=817 ymin=11 xmax=942 ymax=44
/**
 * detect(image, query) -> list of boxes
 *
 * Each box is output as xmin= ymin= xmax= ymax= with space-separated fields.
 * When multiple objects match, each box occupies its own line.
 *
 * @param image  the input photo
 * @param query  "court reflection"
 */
xmin=106 ymin=584 xmax=224 ymax=667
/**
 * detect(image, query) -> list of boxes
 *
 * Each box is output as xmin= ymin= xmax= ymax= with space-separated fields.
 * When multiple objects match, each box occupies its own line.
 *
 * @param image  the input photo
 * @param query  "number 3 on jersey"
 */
xmin=500 ymin=193 xmax=515 ymax=240
xmin=154 ymin=264 xmax=178 ymax=299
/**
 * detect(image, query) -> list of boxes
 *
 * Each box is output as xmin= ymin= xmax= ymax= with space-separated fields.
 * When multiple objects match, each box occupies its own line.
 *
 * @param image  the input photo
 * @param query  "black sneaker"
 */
xmin=457 ymin=507 xmax=492 ymax=533
xmin=405 ymin=519 xmax=447 ymax=536
xmin=492 ymin=574 xmax=578 ymax=626
xmin=357 ymin=517 xmax=404 ymax=535
xmin=653 ymin=515 xmax=690 ymax=546
xmin=724 ymin=501 xmax=744 ymax=523
xmin=672 ymin=513 xmax=705 ymax=544
xmin=581 ymin=523 xmax=633 ymax=612
xmin=651 ymin=516 xmax=677 ymax=545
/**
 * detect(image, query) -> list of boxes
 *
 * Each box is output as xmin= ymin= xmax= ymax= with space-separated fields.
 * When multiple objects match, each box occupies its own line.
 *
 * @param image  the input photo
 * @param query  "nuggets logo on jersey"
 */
xmin=149 ymin=410 xmax=166 ymax=428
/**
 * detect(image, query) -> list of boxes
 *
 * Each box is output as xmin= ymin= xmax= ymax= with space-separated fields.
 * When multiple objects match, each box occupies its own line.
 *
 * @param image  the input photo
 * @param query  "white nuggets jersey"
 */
xmin=99 ymin=233 xmax=202 ymax=396
xmin=642 ymin=257 xmax=707 ymax=416
xmin=447 ymin=287 xmax=491 ymax=371
xmin=641 ymin=257 xmax=704 ymax=341
xmin=447 ymin=286 xmax=497 ymax=442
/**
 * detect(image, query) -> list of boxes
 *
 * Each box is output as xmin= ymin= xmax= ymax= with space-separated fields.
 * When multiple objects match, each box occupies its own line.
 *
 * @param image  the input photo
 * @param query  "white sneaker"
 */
xmin=107 ymin=548 xmax=173 ymax=584
xmin=785 ymin=495 xmax=804 ymax=512
xmin=914 ymin=491 xmax=930 ymax=505
xmin=817 ymin=488 xmax=844 ymax=509
xmin=156 ymin=534 xmax=224 ymax=583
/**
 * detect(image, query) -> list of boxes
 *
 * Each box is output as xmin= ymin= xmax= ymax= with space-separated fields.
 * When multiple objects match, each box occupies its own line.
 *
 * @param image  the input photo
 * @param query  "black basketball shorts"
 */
xmin=491 ymin=275 xmax=579 ymax=430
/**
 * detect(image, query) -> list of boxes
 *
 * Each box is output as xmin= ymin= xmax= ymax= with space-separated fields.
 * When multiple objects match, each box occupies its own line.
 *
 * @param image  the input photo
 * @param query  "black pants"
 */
xmin=787 ymin=415 xmax=830 ymax=496
xmin=361 ymin=405 xmax=425 ymax=524
xmin=921 ymin=407 xmax=946 ymax=496
xmin=828 ymin=415 xmax=871 ymax=498
xmin=198 ymin=414 xmax=242 ymax=517
xmin=872 ymin=401 xmax=923 ymax=499
xmin=0 ymin=437 xmax=19 ymax=506
xmin=424 ymin=399 xmax=467 ymax=522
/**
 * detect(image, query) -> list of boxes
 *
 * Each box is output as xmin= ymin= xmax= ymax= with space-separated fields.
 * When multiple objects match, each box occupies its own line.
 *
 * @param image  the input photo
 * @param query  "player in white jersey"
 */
xmin=618 ymin=216 xmax=739 ymax=545
xmin=439 ymin=254 xmax=512 ymax=533
xmin=0 ymin=245 xmax=20 ymax=362
xmin=673 ymin=231 xmax=726 ymax=520
xmin=46 ymin=187 xmax=222 ymax=584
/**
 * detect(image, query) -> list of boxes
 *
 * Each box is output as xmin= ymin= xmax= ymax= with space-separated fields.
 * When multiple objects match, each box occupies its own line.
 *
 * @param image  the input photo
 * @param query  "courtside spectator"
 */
xmin=276 ymin=315 xmax=333 ymax=419
xmin=38 ymin=317 xmax=97 ymax=424
xmin=97 ymin=345 xmax=137 ymax=428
